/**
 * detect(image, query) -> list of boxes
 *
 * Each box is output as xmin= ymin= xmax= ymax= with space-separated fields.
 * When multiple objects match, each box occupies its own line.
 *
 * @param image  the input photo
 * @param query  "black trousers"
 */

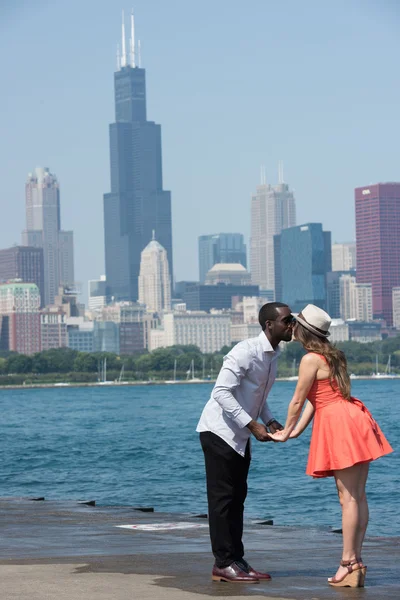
xmin=200 ymin=431 xmax=251 ymax=568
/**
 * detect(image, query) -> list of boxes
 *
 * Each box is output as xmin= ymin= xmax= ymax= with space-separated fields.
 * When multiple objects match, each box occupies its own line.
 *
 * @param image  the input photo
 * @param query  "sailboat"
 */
xmin=165 ymin=359 xmax=178 ymax=384
xmin=116 ymin=363 xmax=128 ymax=384
xmin=97 ymin=357 xmax=113 ymax=385
xmin=186 ymin=359 xmax=202 ymax=383
xmin=372 ymin=355 xmax=399 ymax=379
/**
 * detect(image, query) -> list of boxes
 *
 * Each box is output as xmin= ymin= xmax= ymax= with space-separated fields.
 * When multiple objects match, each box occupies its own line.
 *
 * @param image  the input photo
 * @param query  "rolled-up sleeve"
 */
xmin=212 ymin=349 xmax=253 ymax=429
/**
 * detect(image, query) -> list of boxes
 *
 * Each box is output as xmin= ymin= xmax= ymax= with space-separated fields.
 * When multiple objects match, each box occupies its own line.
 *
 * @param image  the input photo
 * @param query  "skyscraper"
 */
xmin=338 ymin=274 xmax=372 ymax=322
xmin=0 ymin=246 xmax=45 ymax=307
xmin=0 ymin=282 xmax=41 ymax=354
xmin=355 ymin=183 xmax=400 ymax=325
xmin=138 ymin=234 xmax=171 ymax=314
xmin=22 ymin=167 xmax=74 ymax=306
xmin=198 ymin=233 xmax=247 ymax=283
xmin=250 ymin=168 xmax=296 ymax=295
xmin=274 ymin=223 xmax=331 ymax=312
xmin=88 ymin=275 xmax=107 ymax=311
xmin=392 ymin=287 xmax=400 ymax=330
xmin=104 ymin=12 xmax=173 ymax=302
xmin=331 ymin=242 xmax=356 ymax=271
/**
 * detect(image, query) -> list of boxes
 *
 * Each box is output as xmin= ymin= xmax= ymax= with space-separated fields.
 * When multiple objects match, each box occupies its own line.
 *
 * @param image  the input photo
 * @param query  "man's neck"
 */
xmin=264 ymin=330 xmax=280 ymax=350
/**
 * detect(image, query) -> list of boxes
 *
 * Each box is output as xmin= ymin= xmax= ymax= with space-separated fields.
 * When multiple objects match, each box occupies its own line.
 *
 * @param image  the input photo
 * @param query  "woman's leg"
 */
xmin=355 ymin=462 xmax=369 ymax=563
xmin=330 ymin=463 xmax=369 ymax=580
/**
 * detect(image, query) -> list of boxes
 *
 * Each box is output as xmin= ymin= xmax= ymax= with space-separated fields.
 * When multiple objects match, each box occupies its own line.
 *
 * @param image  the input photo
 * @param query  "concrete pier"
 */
xmin=0 ymin=497 xmax=398 ymax=599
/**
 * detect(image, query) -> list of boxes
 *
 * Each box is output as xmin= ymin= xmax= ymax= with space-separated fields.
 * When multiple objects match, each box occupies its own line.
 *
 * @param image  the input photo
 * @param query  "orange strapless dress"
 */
xmin=306 ymin=363 xmax=393 ymax=478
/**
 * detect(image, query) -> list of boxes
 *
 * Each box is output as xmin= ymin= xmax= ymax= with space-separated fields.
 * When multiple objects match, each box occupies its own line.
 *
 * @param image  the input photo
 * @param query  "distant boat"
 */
xmin=97 ymin=357 xmax=113 ymax=385
xmin=186 ymin=359 xmax=202 ymax=383
xmin=115 ymin=364 xmax=128 ymax=384
xmin=372 ymin=354 xmax=400 ymax=379
xmin=165 ymin=359 xmax=178 ymax=384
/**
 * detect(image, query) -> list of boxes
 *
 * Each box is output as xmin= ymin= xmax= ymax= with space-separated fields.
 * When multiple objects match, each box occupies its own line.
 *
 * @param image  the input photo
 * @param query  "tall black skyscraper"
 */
xmin=104 ymin=12 xmax=173 ymax=301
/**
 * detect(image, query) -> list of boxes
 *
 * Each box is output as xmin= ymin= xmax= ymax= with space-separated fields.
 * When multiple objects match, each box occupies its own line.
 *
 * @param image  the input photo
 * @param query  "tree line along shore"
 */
xmin=0 ymin=335 xmax=399 ymax=386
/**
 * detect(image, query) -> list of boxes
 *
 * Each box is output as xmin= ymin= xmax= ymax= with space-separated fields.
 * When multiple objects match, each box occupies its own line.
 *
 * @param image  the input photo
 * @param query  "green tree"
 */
xmin=0 ymin=357 xmax=7 ymax=374
xmin=73 ymin=353 xmax=98 ymax=373
xmin=42 ymin=348 xmax=77 ymax=372
xmin=31 ymin=353 xmax=49 ymax=373
xmin=7 ymin=354 xmax=32 ymax=374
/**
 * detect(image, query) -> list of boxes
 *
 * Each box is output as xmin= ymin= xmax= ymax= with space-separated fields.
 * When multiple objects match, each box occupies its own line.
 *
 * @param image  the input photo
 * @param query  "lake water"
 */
xmin=1 ymin=380 xmax=398 ymax=536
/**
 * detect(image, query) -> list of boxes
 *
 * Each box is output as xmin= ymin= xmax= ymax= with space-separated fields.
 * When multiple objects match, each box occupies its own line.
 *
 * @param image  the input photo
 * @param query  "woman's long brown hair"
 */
xmin=294 ymin=322 xmax=351 ymax=400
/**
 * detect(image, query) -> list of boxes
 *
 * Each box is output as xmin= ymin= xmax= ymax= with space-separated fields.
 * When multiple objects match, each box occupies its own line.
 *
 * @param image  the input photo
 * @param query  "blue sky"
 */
xmin=0 ymin=0 xmax=399 ymax=299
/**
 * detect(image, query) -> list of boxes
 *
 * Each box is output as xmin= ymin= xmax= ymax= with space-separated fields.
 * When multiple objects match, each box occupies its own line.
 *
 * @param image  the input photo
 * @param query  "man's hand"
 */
xmin=247 ymin=420 xmax=272 ymax=442
xmin=267 ymin=419 xmax=283 ymax=434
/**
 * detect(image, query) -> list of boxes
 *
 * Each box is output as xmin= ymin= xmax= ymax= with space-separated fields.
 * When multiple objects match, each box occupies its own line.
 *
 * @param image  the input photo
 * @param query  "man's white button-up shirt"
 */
xmin=196 ymin=331 xmax=280 ymax=456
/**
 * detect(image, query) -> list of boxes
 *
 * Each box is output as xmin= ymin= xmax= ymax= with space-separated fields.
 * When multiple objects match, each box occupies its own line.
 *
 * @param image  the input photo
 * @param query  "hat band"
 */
xmin=297 ymin=314 xmax=329 ymax=336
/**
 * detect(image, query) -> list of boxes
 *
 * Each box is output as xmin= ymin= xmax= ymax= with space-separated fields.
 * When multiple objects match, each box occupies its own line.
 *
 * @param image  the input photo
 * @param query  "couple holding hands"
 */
xmin=197 ymin=302 xmax=392 ymax=588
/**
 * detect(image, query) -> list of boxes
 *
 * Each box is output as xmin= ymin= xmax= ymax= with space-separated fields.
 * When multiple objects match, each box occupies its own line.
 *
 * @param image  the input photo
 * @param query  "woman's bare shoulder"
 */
xmin=300 ymin=352 xmax=323 ymax=365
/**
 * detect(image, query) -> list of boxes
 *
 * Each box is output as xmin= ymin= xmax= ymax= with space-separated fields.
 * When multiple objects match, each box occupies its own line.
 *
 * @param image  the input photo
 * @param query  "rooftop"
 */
xmin=208 ymin=263 xmax=248 ymax=273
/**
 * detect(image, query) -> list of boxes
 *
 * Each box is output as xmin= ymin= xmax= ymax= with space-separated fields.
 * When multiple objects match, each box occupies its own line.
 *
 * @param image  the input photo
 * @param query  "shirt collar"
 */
xmin=258 ymin=331 xmax=280 ymax=354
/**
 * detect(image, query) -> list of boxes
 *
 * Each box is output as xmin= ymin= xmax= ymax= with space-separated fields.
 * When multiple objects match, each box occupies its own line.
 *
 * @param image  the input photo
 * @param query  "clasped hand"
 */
xmin=266 ymin=429 xmax=297 ymax=442
xmin=247 ymin=419 xmax=284 ymax=442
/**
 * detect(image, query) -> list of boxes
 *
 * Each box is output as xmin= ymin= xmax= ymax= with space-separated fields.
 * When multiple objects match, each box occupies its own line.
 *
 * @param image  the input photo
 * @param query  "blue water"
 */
xmin=1 ymin=381 xmax=398 ymax=536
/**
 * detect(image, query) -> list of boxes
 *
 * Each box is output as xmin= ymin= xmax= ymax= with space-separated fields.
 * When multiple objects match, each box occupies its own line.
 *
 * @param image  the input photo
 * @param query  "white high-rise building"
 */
xmin=22 ymin=167 xmax=75 ymax=305
xmin=242 ymin=296 xmax=265 ymax=324
xmin=88 ymin=275 xmax=107 ymax=311
xmin=138 ymin=233 xmax=171 ymax=314
xmin=332 ymin=242 xmax=356 ymax=272
xmin=149 ymin=311 xmax=231 ymax=353
xmin=392 ymin=287 xmax=400 ymax=330
xmin=339 ymin=274 xmax=372 ymax=321
xmin=250 ymin=170 xmax=296 ymax=295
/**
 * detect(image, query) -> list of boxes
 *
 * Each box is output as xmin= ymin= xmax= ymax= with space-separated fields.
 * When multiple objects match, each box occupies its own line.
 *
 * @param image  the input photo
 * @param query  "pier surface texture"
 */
xmin=0 ymin=497 xmax=399 ymax=600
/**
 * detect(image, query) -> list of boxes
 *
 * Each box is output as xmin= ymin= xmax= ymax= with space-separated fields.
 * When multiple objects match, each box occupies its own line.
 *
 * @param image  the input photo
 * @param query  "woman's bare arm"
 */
xmin=269 ymin=354 xmax=319 ymax=441
xmin=289 ymin=401 xmax=315 ymax=438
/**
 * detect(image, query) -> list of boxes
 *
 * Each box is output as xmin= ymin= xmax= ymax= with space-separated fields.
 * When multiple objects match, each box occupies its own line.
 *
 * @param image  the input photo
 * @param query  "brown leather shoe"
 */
xmin=237 ymin=559 xmax=272 ymax=581
xmin=212 ymin=562 xmax=260 ymax=583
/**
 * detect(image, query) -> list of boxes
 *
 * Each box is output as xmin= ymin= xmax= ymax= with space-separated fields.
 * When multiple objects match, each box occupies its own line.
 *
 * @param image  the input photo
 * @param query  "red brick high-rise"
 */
xmin=355 ymin=183 xmax=400 ymax=326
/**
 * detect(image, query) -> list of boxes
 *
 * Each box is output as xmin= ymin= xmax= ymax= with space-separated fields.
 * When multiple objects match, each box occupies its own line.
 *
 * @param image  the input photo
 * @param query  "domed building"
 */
xmin=205 ymin=263 xmax=252 ymax=286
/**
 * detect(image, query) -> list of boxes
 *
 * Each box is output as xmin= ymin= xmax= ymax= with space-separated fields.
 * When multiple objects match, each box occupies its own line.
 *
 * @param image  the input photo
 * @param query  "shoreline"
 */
xmin=1 ymin=375 xmax=400 ymax=390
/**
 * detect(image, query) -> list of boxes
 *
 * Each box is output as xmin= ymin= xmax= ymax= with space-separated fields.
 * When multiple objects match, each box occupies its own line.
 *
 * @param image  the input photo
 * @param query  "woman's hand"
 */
xmin=266 ymin=429 xmax=291 ymax=442
xmin=289 ymin=429 xmax=299 ymax=439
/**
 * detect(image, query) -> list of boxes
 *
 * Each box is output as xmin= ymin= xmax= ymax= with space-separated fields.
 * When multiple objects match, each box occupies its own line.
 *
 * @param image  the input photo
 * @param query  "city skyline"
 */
xmin=0 ymin=1 xmax=399 ymax=299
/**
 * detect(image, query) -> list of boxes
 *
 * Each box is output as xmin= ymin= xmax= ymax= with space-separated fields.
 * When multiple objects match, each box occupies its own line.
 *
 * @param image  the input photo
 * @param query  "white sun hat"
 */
xmin=295 ymin=304 xmax=331 ymax=338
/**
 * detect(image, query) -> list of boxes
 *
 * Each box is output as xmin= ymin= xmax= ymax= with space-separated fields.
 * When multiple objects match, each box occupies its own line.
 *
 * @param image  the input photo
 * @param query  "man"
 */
xmin=197 ymin=302 xmax=294 ymax=583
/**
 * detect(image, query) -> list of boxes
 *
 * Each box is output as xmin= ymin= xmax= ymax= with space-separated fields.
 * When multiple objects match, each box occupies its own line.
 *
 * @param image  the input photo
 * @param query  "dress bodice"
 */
xmin=306 ymin=353 xmax=346 ymax=409
xmin=307 ymin=377 xmax=345 ymax=409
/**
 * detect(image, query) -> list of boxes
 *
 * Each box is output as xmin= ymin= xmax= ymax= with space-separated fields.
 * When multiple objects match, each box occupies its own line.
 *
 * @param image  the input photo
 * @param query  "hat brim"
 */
xmin=295 ymin=316 xmax=330 ymax=338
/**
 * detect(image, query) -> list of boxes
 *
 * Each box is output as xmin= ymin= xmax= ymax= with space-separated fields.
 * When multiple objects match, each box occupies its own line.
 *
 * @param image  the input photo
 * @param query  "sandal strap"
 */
xmin=340 ymin=560 xmax=359 ymax=573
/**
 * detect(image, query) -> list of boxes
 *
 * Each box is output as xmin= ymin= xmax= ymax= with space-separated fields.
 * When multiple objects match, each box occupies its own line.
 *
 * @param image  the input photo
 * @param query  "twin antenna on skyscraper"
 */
xmin=260 ymin=162 xmax=285 ymax=185
xmin=117 ymin=10 xmax=141 ymax=70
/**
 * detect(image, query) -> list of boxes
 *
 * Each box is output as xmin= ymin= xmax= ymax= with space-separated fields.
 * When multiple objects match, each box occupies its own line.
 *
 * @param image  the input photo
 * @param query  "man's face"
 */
xmin=268 ymin=306 xmax=295 ymax=342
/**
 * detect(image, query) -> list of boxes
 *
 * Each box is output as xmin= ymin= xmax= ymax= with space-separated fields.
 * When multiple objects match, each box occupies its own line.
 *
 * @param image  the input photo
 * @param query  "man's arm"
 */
xmin=213 ymin=348 xmax=271 ymax=441
xmin=259 ymin=363 xmax=282 ymax=432
xmin=212 ymin=348 xmax=253 ymax=428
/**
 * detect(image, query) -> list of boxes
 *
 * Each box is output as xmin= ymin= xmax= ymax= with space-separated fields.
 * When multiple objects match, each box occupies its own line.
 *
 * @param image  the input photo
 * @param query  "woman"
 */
xmin=268 ymin=304 xmax=393 ymax=588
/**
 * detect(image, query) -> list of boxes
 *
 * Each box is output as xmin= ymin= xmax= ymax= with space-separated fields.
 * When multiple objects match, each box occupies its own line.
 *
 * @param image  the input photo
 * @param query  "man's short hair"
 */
xmin=259 ymin=302 xmax=289 ymax=330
